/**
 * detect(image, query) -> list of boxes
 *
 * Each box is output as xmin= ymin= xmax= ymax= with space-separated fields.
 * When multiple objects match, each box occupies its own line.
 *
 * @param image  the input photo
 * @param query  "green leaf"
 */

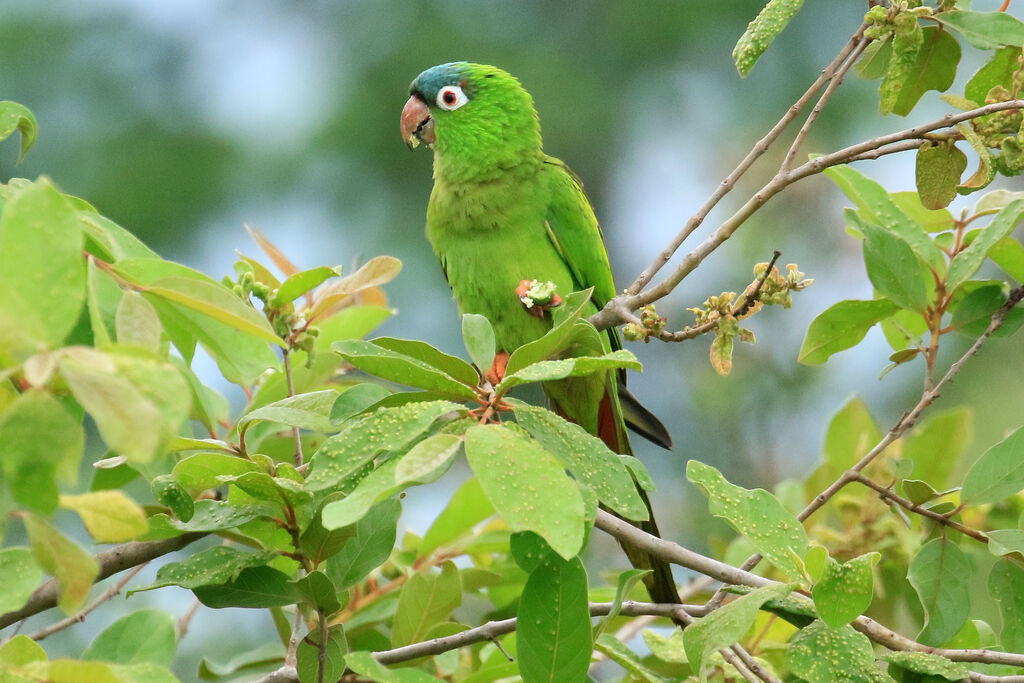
xmin=306 ymin=255 xmax=403 ymax=323
xmin=593 ymin=569 xmax=651 ymax=640
xmin=786 ymin=620 xmax=878 ymax=683
xmin=0 ymin=101 xmax=38 ymax=163
xmin=86 ymin=258 xmax=119 ymax=348
xmin=798 ymin=299 xmax=900 ymax=365
xmin=0 ymin=548 xmax=43 ymax=615
xmin=517 ymin=552 xmax=592 ymax=683
xmin=956 ymin=122 xmax=998 ymax=195
xmin=420 ymin=477 xmax=495 ymax=556
xmin=372 ymin=337 xmax=479 ymax=387
xmin=916 ymin=142 xmax=968 ymax=210
xmin=643 ymin=627 xmax=688 ymax=664
xmin=989 ymin=558 xmax=1024 ymax=653
xmin=296 ymin=625 xmax=346 ymax=683
xmin=937 ymin=10 xmax=1024 ymax=49
xmin=947 ymin=200 xmax=1024 ymax=292
xmin=0 ymin=389 xmax=84 ymax=514
xmin=193 ymin=565 xmax=300 ymax=609
xmin=59 ymin=348 xmax=190 ymax=463
xmin=824 ymin=166 xmax=946 ymax=272
xmin=880 ymin=18 xmax=924 ymax=115
xmin=116 ymin=291 xmax=162 ymax=352
xmin=687 ymin=460 xmax=808 ymax=579
xmin=861 ymin=222 xmax=930 ymax=312
xmin=129 ymin=547 xmax=277 ymax=594
xmin=306 ymin=401 xmax=464 ymax=491
xmin=313 ymin=304 xmax=394 ymax=350
xmin=465 ymin=424 xmax=585 ymax=559
xmin=293 ymin=570 xmax=341 ymax=615
xmin=890 ymin=192 xmax=956 ymax=232
xmin=495 ymin=349 xmax=641 ymax=394
xmin=950 ymin=285 xmax=1024 ymax=338
xmin=594 ymin=634 xmax=662 ymax=682
xmin=59 ymin=491 xmax=149 ymax=543
xmin=390 ymin=561 xmax=461 ymax=648
xmin=989 ymin=235 xmax=1024 ymax=281
xmin=461 ymin=314 xmax=496 ymax=374
xmin=908 ymin=538 xmax=971 ymax=646
xmin=855 ymin=36 xmax=892 ymax=80
xmin=331 ymin=340 xmax=476 ymax=399
xmin=504 ymin=289 xmax=593 ymax=375
xmin=902 ymin=408 xmax=973 ymax=489
xmin=812 ymin=552 xmax=879 ymax=627
xmin=986 ymin=529 xmax=1024 ymax=557
xmin=888 ymin=27 xmax=961 ymax=117
xmin=150 ymin=475 xmax=194 ymax=522
xmin=240 ymin=389 xmax=340 ymax=434
xmin=219 ymin=472 xmax=312 ymax=507
xmin=732 ymin=0 xmax=805 ymax=77
xmin=0 ymin=634 xmax=47 ymax=667
xmin=967 ymin=46 xmax=1023 ymax=104
xmin=197 ymin=642 xmax=285 ymax=680
xmin=330 ymin=383 xmax=393 ymax=423
xmin=22 ymin=512 xmax=100 ymax=613
xmin=325 ymin=498 xmax=400 ymax=589
xmin=82 ymin=610 xmax=176 ymax=666
xmin=172 ymin=452 xmax=260 ymax=495
xmin=0 ymin=179 xmax=86 ymax=355
xmin=271 ymin=265 xmax=338 ymax=307
xmin=883 ymin=651 xmax=970 ymax=681
xmin=344 ymin=651 xmax=437 ymax=683
xmin=514 ymin=404 xmax=648 ymax=521
xmin=394 ymin=433 xmax=462 ymax=485
xmin=962 ymin=424 xmax=1024 ymax=504
xmin=684 ymin=582 xmax=793 ymax=681
xmin=165 ymin=500 xmax=274 ymax=532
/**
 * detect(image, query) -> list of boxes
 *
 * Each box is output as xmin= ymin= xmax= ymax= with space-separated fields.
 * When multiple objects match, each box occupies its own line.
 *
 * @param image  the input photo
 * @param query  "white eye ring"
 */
xmin=436 ymin=85 xmax=468 ymax=111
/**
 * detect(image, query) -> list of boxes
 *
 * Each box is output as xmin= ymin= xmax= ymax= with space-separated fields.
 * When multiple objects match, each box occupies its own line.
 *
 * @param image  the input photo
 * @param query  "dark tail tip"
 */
xmin=618 ymin=381 xmax=673 ymax=450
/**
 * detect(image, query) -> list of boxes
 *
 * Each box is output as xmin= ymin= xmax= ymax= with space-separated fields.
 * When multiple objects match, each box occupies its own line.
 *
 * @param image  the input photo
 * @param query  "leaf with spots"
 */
xmin=883 ymin=651 xmax=970 ymax=681
xmin=686 ymin=460 xmax=809 ymax=579
xmin=344 ymin=651 xmax=437 ymax=683
xmin=129 ymin=547 xmax=278 ymax=597
xmin=495 ymin=349 xmax=640 ymax=394
xmin=988 ymin=558 xmax=1024 ymax=654
xmin=514 ymin=404 xmax=647 ymax=521
xmin=732 ymin=0 xmax=805 ymax=77
xmin=464 ymin=424 xmax=585 ymax=559
xmin=306 ymin=401 xmax=465 ymax=491
xmin=517 ymin=552 xmax=592 ymax=683
xmin=239 ymin=389 xmax=341 ymax=435
xmin=684 ymin=582 xmax=793 ymax=681
xmin=908 ymin=538 xmax=971 ymax=646
xmin=786 ymin=620 xmax=879 ymax=682
xmin=0 ymin=548 xmax=42 ymax=615
xmin=812 ymin=552 xmax=879 ymax=627
xmin=331 ymin=339 xmax=476 ymax=399
xmin=165 ymin=500 xmax=275 ymax=533
xmin=390 ymin=561 xmax=461 ymax=648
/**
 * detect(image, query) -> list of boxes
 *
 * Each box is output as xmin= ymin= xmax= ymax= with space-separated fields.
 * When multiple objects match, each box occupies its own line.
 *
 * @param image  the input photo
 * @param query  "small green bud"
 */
xmin=622 ymin=322 xmax=646 ymax=342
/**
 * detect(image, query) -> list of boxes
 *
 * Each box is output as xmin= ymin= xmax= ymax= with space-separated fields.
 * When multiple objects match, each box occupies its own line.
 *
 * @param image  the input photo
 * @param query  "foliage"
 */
xmin=1 ymin=2 xmax=1024 ymax=683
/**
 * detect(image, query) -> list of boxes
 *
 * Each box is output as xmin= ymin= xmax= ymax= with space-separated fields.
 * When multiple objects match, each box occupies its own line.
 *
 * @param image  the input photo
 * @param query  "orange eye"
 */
xmin=436 ymin=85 xmax=468 ymax=111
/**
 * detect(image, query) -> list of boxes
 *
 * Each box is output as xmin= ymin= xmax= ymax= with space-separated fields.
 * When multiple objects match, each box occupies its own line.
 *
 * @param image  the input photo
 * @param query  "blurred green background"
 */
xmin=2 ymin=1 xmax=1022 ymax=679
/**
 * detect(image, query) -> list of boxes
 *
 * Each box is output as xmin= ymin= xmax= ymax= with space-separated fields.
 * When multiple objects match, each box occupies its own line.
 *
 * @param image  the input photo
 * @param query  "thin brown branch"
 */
xmin=781 ymin=34 xmax=870 ymax=171
xmin=594 ymin=510 xmax=1024 ymax=669
xmin=0 ymin=532 xmax=207 ymax=630
xmin=623 ymin=24 xmax=869 ymax=297
xmin=175 ymin=598 xmax=201 ymax=641
xmin=28 ymin=563 xmax=148 ymax=641
xmin=849 ymin=472 xmax=989 ymax=544
xmin=282 ymin=349 xmax=304 ymax=467
xmin=590 ymin=99 xmax=1024 ymax=332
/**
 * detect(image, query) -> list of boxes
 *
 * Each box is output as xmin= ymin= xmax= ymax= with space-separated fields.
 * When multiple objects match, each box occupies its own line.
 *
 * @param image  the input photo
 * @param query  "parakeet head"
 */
xmin=400 ymin=62 xmax=542 ymax=181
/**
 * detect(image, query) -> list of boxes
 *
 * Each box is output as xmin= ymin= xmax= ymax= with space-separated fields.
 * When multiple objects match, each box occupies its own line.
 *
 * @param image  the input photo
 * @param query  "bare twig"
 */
xmin=849 ymin=472 xmax=989 ymax=544
xmin=175 ymin=598 xmax=201 ymax=641
xmin=623 ymin=24 xmax=869 ymax=297
xmin=28 ymin=564 xmax=148 ymax=641
xmin=590 ymin=99 xmax=1024 ymax=332
xmin=0 ymin=532 xmax=207 ymax=630
xmin=781 ymin=35 xmax=870 ymax=171
xmin=594 ymin=509 xmax=1024 ymax=669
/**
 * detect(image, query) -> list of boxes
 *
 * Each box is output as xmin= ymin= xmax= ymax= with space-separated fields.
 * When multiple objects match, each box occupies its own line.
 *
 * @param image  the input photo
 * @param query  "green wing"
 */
xmin=541 ymin=155 xmax=617 ymax=311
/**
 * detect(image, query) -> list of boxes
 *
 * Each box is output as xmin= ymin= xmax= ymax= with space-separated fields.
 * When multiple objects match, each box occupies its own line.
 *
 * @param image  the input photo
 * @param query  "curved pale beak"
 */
xmin=400 ymin=96 xmax=434 ymax=150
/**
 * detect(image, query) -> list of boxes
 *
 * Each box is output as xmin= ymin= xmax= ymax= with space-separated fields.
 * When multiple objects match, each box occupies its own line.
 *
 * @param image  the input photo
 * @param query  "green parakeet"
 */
xmin=401 ymin=62 xmax=679 ymax=605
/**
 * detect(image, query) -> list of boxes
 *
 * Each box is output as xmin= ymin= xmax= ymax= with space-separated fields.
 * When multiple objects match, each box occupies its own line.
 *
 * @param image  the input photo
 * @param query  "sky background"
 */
xmin=2 ymin=1 xmax=1022 ymax=679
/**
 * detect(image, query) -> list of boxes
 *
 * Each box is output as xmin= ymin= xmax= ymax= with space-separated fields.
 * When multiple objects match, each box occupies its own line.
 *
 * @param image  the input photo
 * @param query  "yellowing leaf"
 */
xmin=60 ymin=491 xmax=149 ymax=543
